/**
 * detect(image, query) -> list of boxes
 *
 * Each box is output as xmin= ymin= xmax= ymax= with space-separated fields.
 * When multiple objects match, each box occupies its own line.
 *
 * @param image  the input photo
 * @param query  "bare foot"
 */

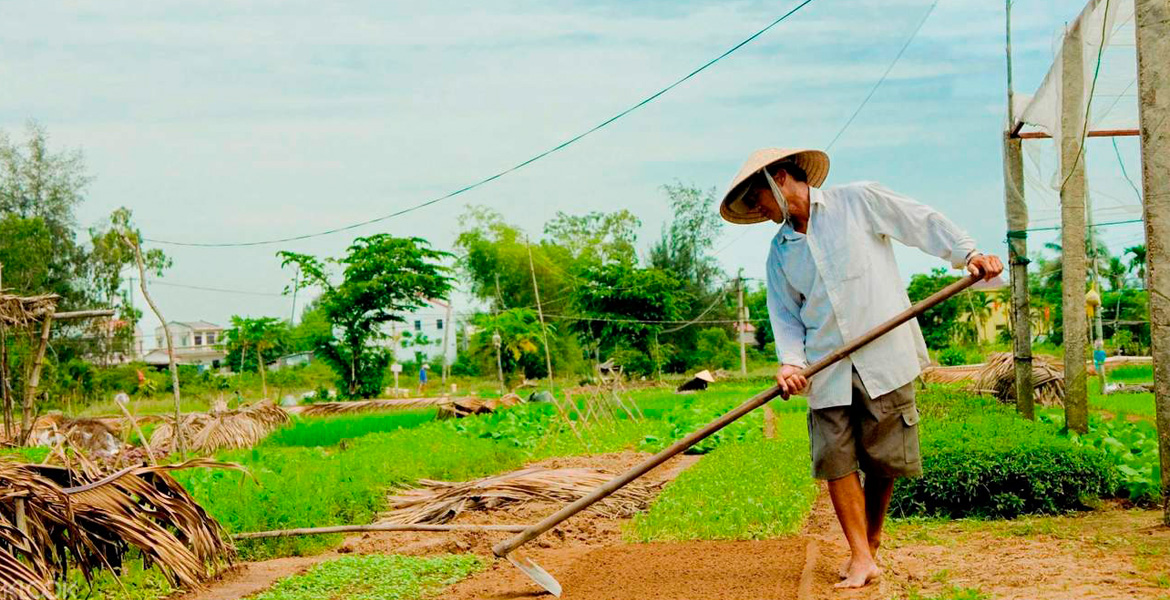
xmin=834 ymin=561 xmax=881 ymax=589
xmin=840 ymin=545 xmax=880 ymax=579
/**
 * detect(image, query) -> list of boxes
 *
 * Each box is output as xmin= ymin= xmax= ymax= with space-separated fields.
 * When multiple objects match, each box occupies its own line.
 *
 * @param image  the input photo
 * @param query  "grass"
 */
xmin=252 ymin=554 xmax=483 ymax=600
xmin=1107 ymin=364 xmax=1153 ymax=383
xmin=171 ymin=382 xmax=797 ymax=559
xmin=626 ymin=411 xmax=817 ymax=541
xmin=266 ymin=410 xmax=439 ymax=447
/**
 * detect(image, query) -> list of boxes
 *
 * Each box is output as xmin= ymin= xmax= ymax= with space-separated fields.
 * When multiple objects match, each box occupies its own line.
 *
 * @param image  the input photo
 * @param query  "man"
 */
xmin=719 ymin=148 xmax=1002 ymax=589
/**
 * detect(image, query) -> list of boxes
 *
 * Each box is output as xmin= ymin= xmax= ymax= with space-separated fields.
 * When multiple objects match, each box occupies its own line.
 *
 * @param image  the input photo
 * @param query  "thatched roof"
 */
xmin=0 ymin=294 xmax=59 ymax=328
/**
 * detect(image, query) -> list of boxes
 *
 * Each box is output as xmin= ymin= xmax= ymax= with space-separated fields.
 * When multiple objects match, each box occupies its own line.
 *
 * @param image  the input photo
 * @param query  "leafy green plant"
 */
xmin=253 ymin=554 xmax=482 ymax=600
xmin=892 ymin=413 xmax=1116 ymax=518
xmin=1054 ymin=413 xmax=1162 ymax=504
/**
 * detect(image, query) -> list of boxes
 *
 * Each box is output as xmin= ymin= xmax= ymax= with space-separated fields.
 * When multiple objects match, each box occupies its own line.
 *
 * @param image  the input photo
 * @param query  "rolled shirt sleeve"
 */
xmin=766 ymin=244 xmax=808 ymax=367
xmin=857 ymin=183 xmax=977 ymax=269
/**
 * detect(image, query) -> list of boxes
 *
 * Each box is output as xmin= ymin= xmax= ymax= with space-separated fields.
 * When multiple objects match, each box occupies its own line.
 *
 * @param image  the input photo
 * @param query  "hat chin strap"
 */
xmin=763 ymin=167 xmax=791 ymax=224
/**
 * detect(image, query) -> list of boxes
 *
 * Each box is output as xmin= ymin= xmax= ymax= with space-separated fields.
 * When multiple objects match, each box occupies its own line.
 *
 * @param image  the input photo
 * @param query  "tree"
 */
xmin=1126 ymin=244 xmax=1147 ymax=288
xmin=0 ymin=122 xmax=92 ymax=306
xmin=906 ymin=268 xmax=963 ymax=349
xmin=570 ymin=262 xmax=683 ymax=375
xmin=223 ymin=316 xmax=288 ymax=399
xmin=278 ymin=235 xmax=452 ymax=399
xmin=543 ymin=210 xmax=640 ymax=267
xmin=455 ymin=206 xmax=571 ymax=312
xmin=469 ymin=308 xmax=548 ymax=379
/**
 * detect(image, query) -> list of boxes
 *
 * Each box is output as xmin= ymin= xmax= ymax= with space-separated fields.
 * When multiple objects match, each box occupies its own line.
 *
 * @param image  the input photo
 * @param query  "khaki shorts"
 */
xmin=807 ymin=369 xmax=922 ymax=481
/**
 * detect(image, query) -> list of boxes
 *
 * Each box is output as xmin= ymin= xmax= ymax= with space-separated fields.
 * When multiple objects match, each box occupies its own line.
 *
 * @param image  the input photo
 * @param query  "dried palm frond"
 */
xmin=970 ymin=352 xmax=1065 ymax=406
xmin=920 ymin=364 xmax=984 ymax=384
xmin=150 ymin=402 xmax=290 ymax=454
xmin=383 ymin=467 xmax=656 ymax=525
xmin=0 ymin=294 xmax=59 ymax=328
xmin=294 ymin=396 xmax=458 ymax=417
xmin=0 ymin=458 xmax=238 ymax=599
xmin=434 ymin=395 xmax=522 ymax=420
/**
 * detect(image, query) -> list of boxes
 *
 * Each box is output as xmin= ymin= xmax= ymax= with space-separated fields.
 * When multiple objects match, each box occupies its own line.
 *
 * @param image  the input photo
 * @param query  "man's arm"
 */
xmin=765 ymin=247 xmax=809 ymax=397
xmin=857 ymin=183 xmax=978 ymax=269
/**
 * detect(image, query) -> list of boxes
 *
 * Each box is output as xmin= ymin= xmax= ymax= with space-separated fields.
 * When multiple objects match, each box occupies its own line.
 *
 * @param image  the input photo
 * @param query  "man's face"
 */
xmin=746 ymin=172 xmax=785 ymax=223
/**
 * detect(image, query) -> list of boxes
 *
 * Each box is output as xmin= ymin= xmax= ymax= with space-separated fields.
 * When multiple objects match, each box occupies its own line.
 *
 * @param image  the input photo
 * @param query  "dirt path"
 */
xmin=170 ymin=555 xmax=332 ymax=600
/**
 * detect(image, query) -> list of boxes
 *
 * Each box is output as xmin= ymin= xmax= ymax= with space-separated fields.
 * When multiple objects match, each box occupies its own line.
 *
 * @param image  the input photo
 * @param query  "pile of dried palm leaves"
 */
xmin=383 ymin=467 xmax=656 ymax=524
xmin=0 ymin=294 xmax=58 ymax=328
xmin=971 ymin=352 xmax=1066 ymax=406
xmin=919 ymin=363 xmax=984 ymax=385
xmin=435 ymin=395 xmax=522 ymax=420
xmin=0 ymin=458 xmax=236 ymax=600
xmin=293 ymin=396 xmax=456 ymax=417
xmin=150 ymin=402 xmax=290 ymax=454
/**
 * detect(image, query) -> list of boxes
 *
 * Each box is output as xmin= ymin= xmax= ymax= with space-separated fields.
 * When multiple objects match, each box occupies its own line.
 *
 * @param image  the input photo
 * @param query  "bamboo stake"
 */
xmin=526 ymin=238 xmax=555 ymax=391
xmin=114 ymin=394 xmax=157 ymax=466
xmin=21 ymin=314 xmax=53 ymax=443
xmin=233 ymin=523 xmax=529 ymax=540
xmin=123 ymin=233 xmax=185 ymax=457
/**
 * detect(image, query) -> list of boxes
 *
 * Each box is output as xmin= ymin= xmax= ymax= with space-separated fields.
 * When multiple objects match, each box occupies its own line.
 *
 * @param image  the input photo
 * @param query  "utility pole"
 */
xmin=1003 ymin=0 xmax=1034 ymax=419
xmin=289 ymin=267 xmax=300 ymax=327
xmin=527 ymin=238 xmax=555 ymax=391
xmin=737 ymin=269 xmax=747 ymax=376
xmin=440 ymin=300 xmax=453 ymax=383
xmin=1133 ymin=0 xmax=1170 ymax=525
xmin=1060 ymin=19 xmax=1089 ymax=434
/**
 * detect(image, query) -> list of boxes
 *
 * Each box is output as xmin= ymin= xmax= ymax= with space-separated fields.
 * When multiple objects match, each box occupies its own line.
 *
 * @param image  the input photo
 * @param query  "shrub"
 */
xmin=937 ymin=347 xmax=968 ymax=366
xmin=891 ymin=415 xmax=1116 ymax=519
xmin=692 ymin=328 xmax=738 ymax=370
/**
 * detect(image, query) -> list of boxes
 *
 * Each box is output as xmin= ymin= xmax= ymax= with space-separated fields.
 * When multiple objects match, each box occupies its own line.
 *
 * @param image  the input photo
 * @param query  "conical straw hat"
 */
xmin=719 ymin=148 xmax=830 ymax=224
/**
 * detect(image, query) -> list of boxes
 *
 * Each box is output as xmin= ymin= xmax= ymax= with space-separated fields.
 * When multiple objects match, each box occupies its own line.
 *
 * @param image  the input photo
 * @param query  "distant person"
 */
xmin=418 ymin=364 xmax=429 ymax=394
xmin=719 ymin=148 xmax=1002 ymax=589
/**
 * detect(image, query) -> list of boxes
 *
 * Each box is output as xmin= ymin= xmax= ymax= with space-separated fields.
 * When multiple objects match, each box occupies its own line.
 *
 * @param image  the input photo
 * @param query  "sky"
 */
xmin=0 ymin=0 xmax=1147 ymax=345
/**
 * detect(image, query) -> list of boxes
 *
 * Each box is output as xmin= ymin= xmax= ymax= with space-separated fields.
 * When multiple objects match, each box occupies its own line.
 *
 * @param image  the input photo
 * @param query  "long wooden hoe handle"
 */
xmin=493 ymin=273 xmax=981 ymax=558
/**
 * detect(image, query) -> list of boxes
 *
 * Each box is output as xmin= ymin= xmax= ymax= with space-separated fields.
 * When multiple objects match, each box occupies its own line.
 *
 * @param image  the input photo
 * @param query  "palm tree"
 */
xmin=959 ymin=291 xmax=994 ymax=345
xmin=1126 ymin=244 xmax=1147 ymax=289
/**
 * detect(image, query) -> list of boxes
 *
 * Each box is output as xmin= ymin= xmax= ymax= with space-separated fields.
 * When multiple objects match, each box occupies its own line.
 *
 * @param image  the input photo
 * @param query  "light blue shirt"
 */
xmin=765 ymin=182 xmax=976 ymax=409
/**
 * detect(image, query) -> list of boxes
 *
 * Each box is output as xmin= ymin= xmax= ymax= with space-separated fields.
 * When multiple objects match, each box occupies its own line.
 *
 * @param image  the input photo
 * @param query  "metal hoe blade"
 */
xmin=507 ymin=553 xmax=562 ymax=597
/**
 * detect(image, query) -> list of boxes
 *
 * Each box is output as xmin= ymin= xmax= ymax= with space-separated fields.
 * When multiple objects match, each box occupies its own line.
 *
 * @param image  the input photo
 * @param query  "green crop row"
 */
xmin=253 ymin=554 xmax=483 ymax=600
xmin=626 ymin=411 xmax=816 ymax=541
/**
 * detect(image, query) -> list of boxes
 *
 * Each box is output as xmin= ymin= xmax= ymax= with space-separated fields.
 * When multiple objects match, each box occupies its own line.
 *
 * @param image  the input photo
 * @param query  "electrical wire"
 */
xmin=825 ymin=0 xmax=940 ymax=150
xmin=1112 ymin=137 xmax=1143 ymax=202
xmin=145 ymin=0 xmax=819 ymax=249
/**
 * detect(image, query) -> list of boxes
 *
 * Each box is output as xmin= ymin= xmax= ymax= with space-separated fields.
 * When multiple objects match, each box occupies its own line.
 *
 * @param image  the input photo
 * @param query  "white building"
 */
xmin=143 ymin=321 xmax=227 ymax=367
xmin=384 ymin=298 xmax=458 ymax=366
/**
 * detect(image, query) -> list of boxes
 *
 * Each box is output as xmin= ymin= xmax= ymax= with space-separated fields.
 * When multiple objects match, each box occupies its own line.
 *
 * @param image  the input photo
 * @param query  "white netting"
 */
xmin=1011 ymin=0 xmax=1143 ymax=249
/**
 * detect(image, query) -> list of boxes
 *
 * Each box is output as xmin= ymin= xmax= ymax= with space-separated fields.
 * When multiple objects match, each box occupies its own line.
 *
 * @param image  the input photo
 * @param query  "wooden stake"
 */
xmin=526 ymin=239 xmax=555 ymax=390
xmin=1003 ymin=0 xmax=1034 ymax=420
xmin=124 ymin=234 xmax=186 ymax=456
xmin=1133 ymin=0 xmax=1170 ymax=525
xmin=21 ymin=314 xmax=54 ymax=443
xmin=234 ymin=523 xmax=528 ymax=540
xmin=1060 ymin=21 xmax=1089 ymax=434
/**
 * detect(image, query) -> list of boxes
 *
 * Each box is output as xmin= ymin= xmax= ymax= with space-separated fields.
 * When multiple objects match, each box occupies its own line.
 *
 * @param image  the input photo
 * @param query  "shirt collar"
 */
xmin=809 ymin=186 xmax=827 ymax=207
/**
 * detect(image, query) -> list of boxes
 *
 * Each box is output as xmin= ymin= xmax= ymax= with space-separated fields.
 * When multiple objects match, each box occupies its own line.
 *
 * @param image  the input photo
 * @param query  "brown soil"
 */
xmin=341 ymin=452 xmax=699 ymax=557
xmin=170 ymin=555 xmax=331 ymax=600
xmin=803 ymin=494 xmax=1170 ymax=600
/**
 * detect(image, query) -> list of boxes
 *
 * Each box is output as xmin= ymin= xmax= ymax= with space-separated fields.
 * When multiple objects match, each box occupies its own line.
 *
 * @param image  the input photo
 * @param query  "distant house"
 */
xmin=143 ymin=321 xmax=226 ymax=368
xmin=383 ymin=298 xmax=458 ymax=366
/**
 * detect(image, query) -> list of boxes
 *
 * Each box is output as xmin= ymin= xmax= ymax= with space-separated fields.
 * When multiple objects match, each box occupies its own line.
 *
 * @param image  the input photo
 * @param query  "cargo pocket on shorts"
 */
xmin=901 ymin=405 xmax=921 ymax=465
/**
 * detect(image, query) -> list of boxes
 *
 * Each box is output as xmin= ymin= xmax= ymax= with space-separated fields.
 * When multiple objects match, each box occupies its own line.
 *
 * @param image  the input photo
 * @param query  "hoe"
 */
xmin=492 ymin=273 xmax=982 ymax=596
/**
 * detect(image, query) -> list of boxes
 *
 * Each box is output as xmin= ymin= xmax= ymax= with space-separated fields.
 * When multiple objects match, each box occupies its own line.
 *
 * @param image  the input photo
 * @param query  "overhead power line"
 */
xmin=825 ymin=0 xmax=940 ymax=150
xmin=146 ymin=0 xmax=818 ymax=249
